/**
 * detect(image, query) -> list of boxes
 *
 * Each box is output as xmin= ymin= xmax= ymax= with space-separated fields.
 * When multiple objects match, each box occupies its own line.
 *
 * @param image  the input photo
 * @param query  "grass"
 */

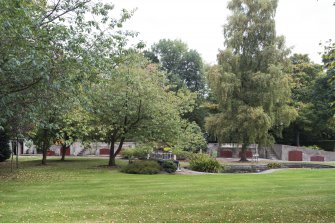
xmin=1 ymin=157 xmax=335 ymax=223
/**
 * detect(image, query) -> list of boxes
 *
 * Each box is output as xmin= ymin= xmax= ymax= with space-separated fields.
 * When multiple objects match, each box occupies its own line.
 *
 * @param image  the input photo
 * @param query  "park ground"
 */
xmin=0 ymin=157 xmax=335 ymax=223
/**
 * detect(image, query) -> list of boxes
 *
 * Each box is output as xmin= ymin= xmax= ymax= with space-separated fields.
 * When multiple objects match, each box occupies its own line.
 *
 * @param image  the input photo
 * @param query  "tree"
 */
xmin=0 ymin=129 xmax=11 ymax=162
xmin=88 ymin=53 xmax=198 ymax=166
xmin=0 ymin=0 xmax=134 ymax=164
xmin=206 ymin=0 xmax=297 ymax=161
xmin=173 ymin=121 xmax=207 ymax=152
xmin=55 ymin=106 xmax=92 ymax=161
xmin=277 ymin=54 xmax=323 ymax=146
xmin=150 ymin=39 xmax=207 ymax=129
xmin=0 ymin=0 xmax=133 ymax=123
xmin=151 ymin=39 xmax=205 ymax=92
xmin=322 ymin=41 xmax=335 ymax=70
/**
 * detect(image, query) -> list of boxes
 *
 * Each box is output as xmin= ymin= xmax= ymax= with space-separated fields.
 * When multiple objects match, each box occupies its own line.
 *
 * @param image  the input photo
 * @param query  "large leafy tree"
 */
xmin=277 ymin=54 xmax=323 ymax=146
xmin=279 ymin=52 xmax=335 ymax=149
xmin=0 ymin=1 xmax=47 ymax=128
xmin=150 ymin=39 xmax=207 ymax=129
xmin=206 ymin=0 xmax=296 ymax=161
xmin=0 ymin=0 xmax=134 ymax=164
xmin=323 ymin=41 xmax=335 ymax=70
xmin=88 ymin=53 xmax=200 ymax=166
xmin=151 ymin=39 xmax=205 ymax=93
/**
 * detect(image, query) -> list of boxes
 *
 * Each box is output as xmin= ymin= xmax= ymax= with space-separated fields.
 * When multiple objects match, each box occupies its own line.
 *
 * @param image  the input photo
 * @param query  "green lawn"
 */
xmin=1 ymin=157 xmax=335 ymax=223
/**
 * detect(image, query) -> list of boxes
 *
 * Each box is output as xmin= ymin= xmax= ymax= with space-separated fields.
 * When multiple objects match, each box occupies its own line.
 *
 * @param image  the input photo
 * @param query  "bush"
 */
xmin=174 ymin=122 xmax=208 ymax=153
xmin=189 ymin=153 xmax=221 ymax=173
xmin=267 ymin=162 xmax=282 ymax=169
xmin=121 ymin=149 xmax=134 ymax=159
xmin=172 ymin=148 xmax=191 ymax=160
xmin=160 ymin=160 xmax=177 ymax=173
xmin=121 ymin=146 xmax=153 ymax=160
xmin=121 ymin=160 xmax=161 ymax=174
xmin=0 ymin=130 xmax=11 ymax=162
xmin=306 ymin=145 xmax=322 ymax=150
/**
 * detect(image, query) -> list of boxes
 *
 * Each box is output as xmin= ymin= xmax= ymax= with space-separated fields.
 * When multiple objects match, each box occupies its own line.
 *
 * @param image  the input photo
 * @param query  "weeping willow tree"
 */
xmin=206 ymin=0 xmax=297 ymax=161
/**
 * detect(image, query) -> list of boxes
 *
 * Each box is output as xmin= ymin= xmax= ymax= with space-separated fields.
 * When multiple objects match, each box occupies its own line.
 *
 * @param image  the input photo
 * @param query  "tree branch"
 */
xmin=39 ymin=0 xmax=61 ymax=25
xmin=39 ymin=0 xmax=91 ymax=27
xmin=0 ymin=77 xmax=43 ymax=97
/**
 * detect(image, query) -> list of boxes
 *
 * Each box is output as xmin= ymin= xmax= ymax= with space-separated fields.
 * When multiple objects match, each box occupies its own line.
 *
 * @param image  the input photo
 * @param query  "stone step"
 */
xmin=267 ymin=149 xmax=279 ymax=160
xmin=77 ymin=148 xmax=87 ymax=156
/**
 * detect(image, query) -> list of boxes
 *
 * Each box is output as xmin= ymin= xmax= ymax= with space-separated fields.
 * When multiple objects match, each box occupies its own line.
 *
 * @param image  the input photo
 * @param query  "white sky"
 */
xmin=111 ymin=0 xmax=335 ymax=64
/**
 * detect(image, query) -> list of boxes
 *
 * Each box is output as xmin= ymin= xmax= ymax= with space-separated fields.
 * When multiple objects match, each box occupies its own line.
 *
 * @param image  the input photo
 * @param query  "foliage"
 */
xmin=160 ymin=160 xmax=177 ymax=173
xmin=306 ymin=145 xmax=321 ymax=150
xmin=206 ymin=0 xmax=297 ymax=161
xmin=267 ymin=163 xmax=282 ymax=169
xmin=163 ymin=147 xmax=171 ymax=152
xmin=121 ymin=146 xmax=153 ymax=160
xmin=189 ymin=153 xmax=221 ymax=173
xmin=172 ymin=148 xmax=192 ymax=160
xmin=276 ymin=54 xmax=324 ymax=146
xmin=151 ymin=39 xmax=205 ymax=93
xmin=88 ymin=53 xmax=197 ymax=166
xmin=150 ymin=39 xmax=208 ymax=129
xmin=0 ymin=130 xmax=11 ymax=162
xmin=121 ymin=149 xmax=134 ymax=159
xmin=322 ymin=41 xmax=335 ymax=70
xmin=173 ymin=121 xmax=207 ymax=152
xmin=0 ymin=0 xmax=135 ymax=164
xmin=121 ymin=160 xmax=161 ymax=174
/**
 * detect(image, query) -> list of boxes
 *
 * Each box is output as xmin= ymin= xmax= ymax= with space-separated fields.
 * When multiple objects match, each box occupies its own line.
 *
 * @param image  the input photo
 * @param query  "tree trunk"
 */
xmin=239 ymin=143 xmax=248 ymax=162
xmin=108 ymin=136 xmax=125 ymax=167
xmin=296 ymin=130 xmax=300 ymax=147
xmin=41 ymin=129 xmax=49 ymax=165
xmin=108 ymin=137 xmax=116 ymax=166
xmin=42 ymin=146 xmax=47 ymax=165
xmin=60 ymin=144 xmax=67 ymax=161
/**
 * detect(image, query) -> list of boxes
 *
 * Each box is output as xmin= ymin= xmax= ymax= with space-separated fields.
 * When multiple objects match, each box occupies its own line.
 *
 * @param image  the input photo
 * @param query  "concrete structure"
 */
xmin=272 ymin=144 xmax=335 ymax=162
xmin=210 ymin=143 xmax=335 ymax=161
xmin=14 ymin=141 xmax=136 ymax=156
xmin=48 ymin=142 xmax=136 ymax=156
xmin=208 ymin=143 xmax=258 ymax=159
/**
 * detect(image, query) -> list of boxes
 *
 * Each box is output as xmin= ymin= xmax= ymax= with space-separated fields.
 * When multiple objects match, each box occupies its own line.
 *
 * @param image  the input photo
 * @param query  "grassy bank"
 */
xmin=0 ymin=157 xmax=334 ymax=222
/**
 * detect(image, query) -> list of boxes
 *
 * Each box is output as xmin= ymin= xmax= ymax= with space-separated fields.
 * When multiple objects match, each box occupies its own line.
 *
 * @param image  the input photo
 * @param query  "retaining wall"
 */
xmin=275 ymin=144 xmax=335 ymax=161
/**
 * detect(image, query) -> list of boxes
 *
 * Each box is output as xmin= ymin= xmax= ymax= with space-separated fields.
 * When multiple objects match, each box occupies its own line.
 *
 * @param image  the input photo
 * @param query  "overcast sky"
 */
xmin=112 ymin=0 xmax=335 ymax=64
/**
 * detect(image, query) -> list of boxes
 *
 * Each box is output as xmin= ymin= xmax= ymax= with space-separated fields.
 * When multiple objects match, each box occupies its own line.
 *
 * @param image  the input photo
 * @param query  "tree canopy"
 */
xmin=206 ymin=0 xmax=297 ymax=161
xmin=87 ymin=53 xmax=204 ymax=166
xmin=150 ymin=39 xmax=206 ymax=93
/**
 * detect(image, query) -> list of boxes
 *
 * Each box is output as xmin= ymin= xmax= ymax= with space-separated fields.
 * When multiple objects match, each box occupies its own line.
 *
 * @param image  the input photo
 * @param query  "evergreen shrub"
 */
xmin=121 ymin=160 xmax=161 ymax=174
xmin=189 ymin=153 xmax=221 ymax=173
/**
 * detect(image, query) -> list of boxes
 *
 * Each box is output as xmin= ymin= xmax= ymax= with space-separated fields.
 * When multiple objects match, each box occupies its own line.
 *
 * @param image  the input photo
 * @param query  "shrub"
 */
xmin=121 ymin=160 xmax=161 ymax=174
xmin=306 ymin=145 xmax=322 ymax=150
xmin=160 ymin=160 xmax=177 ymax=173
xmin=163 ymin=147 xmax=171 ymax=152
xmin=0 ymin=130 xmax=11 ymax=162
xmin=121 ymin=149 xmax=134 ymax=159
xmin=172 ymin=148 xmax=191 ymax=160
xmin=267 ymin=162 xmax=282 ymax=169
xmin=121 ymin=146 xmax=153 ymax=160
xmin=189 ymin=153 xmax=221 ymax=173
xmin=174 ymin=122 xmax=207 ymax=153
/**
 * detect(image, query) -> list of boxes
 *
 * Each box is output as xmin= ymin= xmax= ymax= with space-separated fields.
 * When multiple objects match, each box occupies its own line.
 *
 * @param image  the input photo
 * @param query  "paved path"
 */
xmin=176 ymin=168 xmax=286 ymax=175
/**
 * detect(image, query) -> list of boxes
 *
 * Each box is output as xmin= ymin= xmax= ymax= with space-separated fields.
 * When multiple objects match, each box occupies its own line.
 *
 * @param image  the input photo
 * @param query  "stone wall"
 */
xmin=273 ymin=144 xmax=283 ymax=159
xmin=46 ymin=142 xmax=136 ymax=156
xmin=275 ymin=144 xmax=335 ymax=161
